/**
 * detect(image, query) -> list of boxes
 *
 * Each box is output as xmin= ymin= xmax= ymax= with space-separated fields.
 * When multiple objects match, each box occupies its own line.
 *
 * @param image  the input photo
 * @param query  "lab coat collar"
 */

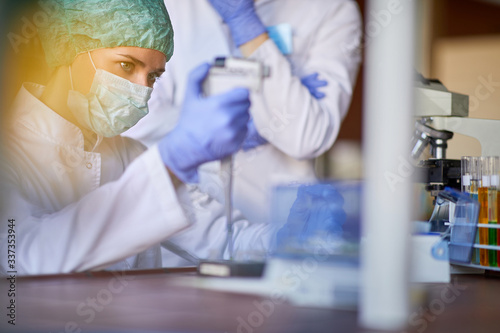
xmin=10 ymin=83 xmax=86 ymax=151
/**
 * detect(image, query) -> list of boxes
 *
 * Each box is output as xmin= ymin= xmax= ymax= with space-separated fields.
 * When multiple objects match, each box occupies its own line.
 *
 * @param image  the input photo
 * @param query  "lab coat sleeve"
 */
xmin=0 ymin=146 xmax=190 ymax=275
xmin=249 ymin=1 xmax=362 ymax=159
xmin=163 ymin=185 xmax=274 ymax=263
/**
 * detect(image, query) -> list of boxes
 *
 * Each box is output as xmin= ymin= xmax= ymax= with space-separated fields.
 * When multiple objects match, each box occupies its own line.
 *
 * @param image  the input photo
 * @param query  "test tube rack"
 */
xmin=454 ymin=156 xmax=500 ymax=272
xmin=452 ymin=223 xmax=500 ymax=272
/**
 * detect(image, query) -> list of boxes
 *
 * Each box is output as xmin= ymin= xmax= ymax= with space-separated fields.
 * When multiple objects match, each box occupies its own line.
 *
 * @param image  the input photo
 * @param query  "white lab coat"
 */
xmin=125 ymin=0 xmax=362 ymax=224
xmin=0 ymin=84 xmax=270 ymax=275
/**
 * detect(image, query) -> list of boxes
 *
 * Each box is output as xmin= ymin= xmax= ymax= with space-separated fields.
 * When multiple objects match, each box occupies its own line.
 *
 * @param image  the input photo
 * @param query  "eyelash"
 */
xmin=120 ymin=61 xmax=161 ymax=84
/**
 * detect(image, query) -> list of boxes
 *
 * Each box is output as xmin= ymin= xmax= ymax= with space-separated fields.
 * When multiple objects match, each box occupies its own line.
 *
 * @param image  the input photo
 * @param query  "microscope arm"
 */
xmin=428 ymin=117 xmax=500 ymax=156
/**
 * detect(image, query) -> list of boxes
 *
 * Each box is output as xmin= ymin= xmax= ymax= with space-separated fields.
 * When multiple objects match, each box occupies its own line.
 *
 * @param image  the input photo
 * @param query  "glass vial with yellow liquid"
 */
xmin=488 ymin=157 xmax=498 ymax=267
xmin=479 ymin=157 xmax=489 ymax=266
xmin=464 ymin=157 xmax=481 ymax=264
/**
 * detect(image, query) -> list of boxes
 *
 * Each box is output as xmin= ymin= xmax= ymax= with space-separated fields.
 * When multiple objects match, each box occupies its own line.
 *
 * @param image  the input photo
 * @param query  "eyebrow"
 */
xmin=117 ymin=54 xmax=165 ymax=73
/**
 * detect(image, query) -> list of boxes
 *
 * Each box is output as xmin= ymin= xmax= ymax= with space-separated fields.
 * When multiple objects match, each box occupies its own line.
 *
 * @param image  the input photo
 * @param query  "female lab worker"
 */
xmin=125 ymin=0 xmax=363 ymax=224
xmin=0 ymin=0 xmax=260 ymax=275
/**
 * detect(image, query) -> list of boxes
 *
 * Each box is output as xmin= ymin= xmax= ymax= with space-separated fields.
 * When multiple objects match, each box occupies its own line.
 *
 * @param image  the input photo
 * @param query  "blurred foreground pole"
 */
xmin=360 ymin=0 xmax=416 ymax=330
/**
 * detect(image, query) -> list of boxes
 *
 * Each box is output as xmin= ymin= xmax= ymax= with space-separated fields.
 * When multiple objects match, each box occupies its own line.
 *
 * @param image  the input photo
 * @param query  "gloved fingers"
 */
xmin=185 ymin=62 xmax=211 ymax=100
xmin=302 ymin=204 xmax=346 ymax=239
xmin=306 ymin=203 xmax=332 ymax=228
xmin=235 ymin=126 xmax=249 ymax=143
xmin=213 ymin=87 xmax=250 ymax=105
xmin=207 ymin=126 xmax=248 ymax=159
xmin=307 ymin=79 xmax=328 ymax=88
xmin=301 ymin=72 xmax=329 ymax=100
xmin=222 ymin=118 xmax=249 ymax=143
xmin=206 ymin=116 xmax=249 ymax=159
xmin=211 ymin=88 xmax=251 ymax=123
xmin=336 ymin=209 xmax=347 ymax=227
xmin=287 ymin=206 xmax=310 ymax=225
xmin=208 ymin=143 xmax=240 ymax=160
xmin=301 ymin=73 xmax=328 ymax=87
xmin=226 ymin=104 xmax=251 ymax=132
xmin=311 ymin=203 xmax=347 ymax=226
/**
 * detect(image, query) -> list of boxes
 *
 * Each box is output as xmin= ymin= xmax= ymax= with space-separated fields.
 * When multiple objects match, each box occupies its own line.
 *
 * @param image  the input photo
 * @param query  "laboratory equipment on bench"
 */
xmin=456 ymin=155 xmax=500 ymax=271
xmin=412 ymin=74 xmax=500 ymax=274
xmin=174 ymin=182 xmax=363 ymax=310
xmin=412 ymin=77 xmax=468 ymax=200
xmin=198 ymin=57 xmax=270 ymax=277
xmin=413 ymin=76 xmax=500 ymax=198
xmin=264 ymin=181 xmax=362 ymax=309
xmin=430 ymin=188 xmax=479 ymax=262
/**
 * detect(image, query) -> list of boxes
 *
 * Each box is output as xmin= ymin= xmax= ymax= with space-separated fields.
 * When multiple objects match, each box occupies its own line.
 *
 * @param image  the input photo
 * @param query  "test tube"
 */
xmin=488 ymin=157 xmax=498 ymax=267
xmin=479 ymin=156 xmax=489 ymax=266
xmin=461 ymin=156 xmax=472 ymax=194
xmin=470 ymin=157 xmax=480 ymax=200
xmin=470 ymin=157 xmax=481 ymax=265
xmin=494 ymin=157 xmax=500 ymax=268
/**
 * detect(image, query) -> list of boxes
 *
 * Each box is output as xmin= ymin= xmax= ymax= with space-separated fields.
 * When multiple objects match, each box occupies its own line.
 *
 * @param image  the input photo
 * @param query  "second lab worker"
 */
xmin=125 ymin=0 xmax=363 ymax=224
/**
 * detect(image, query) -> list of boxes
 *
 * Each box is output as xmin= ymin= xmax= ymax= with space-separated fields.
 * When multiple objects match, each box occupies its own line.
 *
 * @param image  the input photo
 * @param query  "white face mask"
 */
xmin=67 ymin=52 xmax=153 ymax=137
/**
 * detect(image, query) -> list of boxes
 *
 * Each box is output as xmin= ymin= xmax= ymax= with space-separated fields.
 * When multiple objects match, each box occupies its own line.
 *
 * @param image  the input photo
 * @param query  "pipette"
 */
xmin=203 ymin=57 xmax=270 ymax=262
xmin=222 ymin=155 xmax=234 ymax=259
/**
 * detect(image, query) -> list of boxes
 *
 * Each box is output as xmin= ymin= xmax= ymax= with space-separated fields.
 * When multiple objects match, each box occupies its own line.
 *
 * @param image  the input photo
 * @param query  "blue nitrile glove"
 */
xmin=241 ymin=118 xmax=267 ymax=151
xmin=301 ymin=72 xmax=328 ymax=100
xmin=276 ymin=184 xmax=346 ymax=248
xmin=159 ymin=63 xmax=250 ymax=183
xmin=208 ymin=0 xmax=267 ymax=47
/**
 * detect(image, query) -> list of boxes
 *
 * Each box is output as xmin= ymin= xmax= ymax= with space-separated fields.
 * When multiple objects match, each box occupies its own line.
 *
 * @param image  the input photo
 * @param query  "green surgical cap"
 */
xmin=38 ymin=0 xmax=174 ymax=67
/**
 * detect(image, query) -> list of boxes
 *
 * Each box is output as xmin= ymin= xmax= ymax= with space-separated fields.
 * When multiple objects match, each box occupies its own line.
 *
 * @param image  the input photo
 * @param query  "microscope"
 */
xmin=412 ymin=74 xmax=500 ymax=192
xmin=411 ymin=76 xmax=467 ymax=199
xmin=411 ymin=75 xmax=500 ymax=231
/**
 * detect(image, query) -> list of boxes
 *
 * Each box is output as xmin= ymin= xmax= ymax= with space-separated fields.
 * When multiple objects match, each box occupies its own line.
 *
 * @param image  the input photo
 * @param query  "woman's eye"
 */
xmin=120 ymin=62 xmax=133 ymax=72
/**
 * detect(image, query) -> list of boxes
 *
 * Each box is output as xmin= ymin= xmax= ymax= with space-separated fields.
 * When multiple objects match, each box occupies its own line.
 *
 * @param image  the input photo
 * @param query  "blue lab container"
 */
xmin=269 ymin=181 xmax=362 ymax=264
xmin=432 ymin=188 xmax=480 ymax=263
